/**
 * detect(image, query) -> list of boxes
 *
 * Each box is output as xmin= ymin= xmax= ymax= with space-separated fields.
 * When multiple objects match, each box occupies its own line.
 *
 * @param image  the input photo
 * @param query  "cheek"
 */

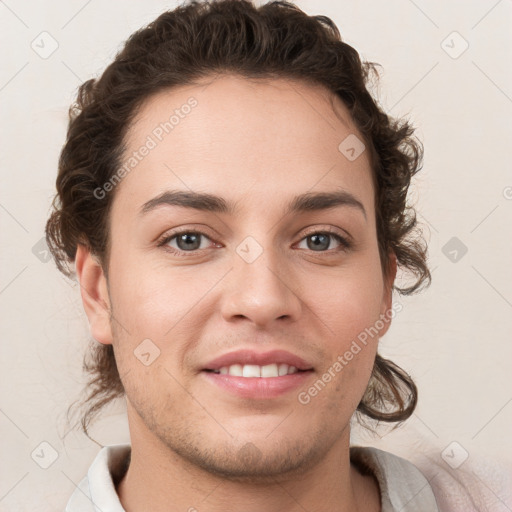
xmin=308 ymin=264 xmax=384 ymax=340
xmin=307 ymin=289 xmax=380 ymax=415
xmin=108 ymin=252 xmax=197 ymax=336
xmin=108 ymin=253 xmax=216 ymax=382
xmin=304 ymin=257 xmax=384 ymax=391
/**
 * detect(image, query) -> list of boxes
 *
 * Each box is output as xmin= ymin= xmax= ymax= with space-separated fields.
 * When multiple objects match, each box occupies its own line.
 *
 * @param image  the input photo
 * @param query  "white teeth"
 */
xmin=242 ymin=364 xmax=261 ymax=378
xmin=228 ymin=364 xmax=243 ymax=377
xmin=261 ymin=363 xmax=279 ymax=378
xmin=278 ymin=363 xmax=289 ymax=376
xmin=216 ymin=363 xmax=301 ymax=378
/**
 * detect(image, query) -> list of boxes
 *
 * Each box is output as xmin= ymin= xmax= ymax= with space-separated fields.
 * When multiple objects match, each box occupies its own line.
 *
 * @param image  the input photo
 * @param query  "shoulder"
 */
xmin=64 ymin=444 xmax=130 ymax=512
xmin=413 ymin=450 xmax=512 ymax=512
xmin=351 ymin=446 xmax=439 ymax=512
xmin=351 ymin=445 xmax=512 ymax=512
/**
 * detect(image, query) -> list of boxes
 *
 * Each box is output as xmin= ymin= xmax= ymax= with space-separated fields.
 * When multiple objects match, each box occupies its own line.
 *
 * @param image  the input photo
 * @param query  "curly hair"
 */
xmin=45 ymin=0 xmax=430 ymax=435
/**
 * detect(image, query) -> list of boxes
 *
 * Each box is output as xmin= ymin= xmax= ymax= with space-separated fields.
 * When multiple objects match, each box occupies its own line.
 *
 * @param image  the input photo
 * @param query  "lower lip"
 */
xmin=201 ymin=371 xmax=313 ymax=399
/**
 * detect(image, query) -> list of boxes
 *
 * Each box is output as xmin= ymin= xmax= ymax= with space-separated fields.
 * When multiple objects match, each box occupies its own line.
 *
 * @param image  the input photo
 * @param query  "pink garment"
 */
xmin=416 ymin=454 xmax=512 ymax=512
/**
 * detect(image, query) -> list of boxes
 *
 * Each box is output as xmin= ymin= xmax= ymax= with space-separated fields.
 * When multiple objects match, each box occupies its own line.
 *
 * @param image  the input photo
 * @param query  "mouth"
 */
xmin=203 ymin=363 xmax=310 ymax=378
xmin=201 ymin=349 xmax=314 ymax=399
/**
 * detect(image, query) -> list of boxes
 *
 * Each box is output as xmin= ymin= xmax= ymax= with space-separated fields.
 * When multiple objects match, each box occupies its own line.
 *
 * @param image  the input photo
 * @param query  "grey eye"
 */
xmin=167 ymin=232 xmax=210 ymax=251
xmin=298 ymin=233 xmax=343 ymax=252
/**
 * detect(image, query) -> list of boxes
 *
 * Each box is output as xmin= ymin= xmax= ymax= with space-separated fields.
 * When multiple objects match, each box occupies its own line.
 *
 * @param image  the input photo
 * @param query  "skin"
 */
xmin=75 ymin=74 xmax=397 ymax=512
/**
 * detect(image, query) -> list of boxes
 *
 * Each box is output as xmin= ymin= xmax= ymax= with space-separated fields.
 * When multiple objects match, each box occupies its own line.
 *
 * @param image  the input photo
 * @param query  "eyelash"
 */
xmin=157 ymin=227 xmax=352 ymax=257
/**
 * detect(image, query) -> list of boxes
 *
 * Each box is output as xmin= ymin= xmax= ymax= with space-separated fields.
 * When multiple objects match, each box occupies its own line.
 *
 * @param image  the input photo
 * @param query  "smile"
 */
xmin=207 ymin=363 xmax=304 ymax=378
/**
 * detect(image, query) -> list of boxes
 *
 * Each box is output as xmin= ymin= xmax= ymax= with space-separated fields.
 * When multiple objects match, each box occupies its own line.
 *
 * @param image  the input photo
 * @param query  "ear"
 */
xmin=379 ymin=250 xmax=398 ymax=338
xmin=75 ymin=244 xmax=113 ymax=345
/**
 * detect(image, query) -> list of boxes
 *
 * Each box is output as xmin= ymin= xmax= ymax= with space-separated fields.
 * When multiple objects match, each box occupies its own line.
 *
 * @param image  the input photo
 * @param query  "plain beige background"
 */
xmin=1 ymin=0 xmax=511 ymax=510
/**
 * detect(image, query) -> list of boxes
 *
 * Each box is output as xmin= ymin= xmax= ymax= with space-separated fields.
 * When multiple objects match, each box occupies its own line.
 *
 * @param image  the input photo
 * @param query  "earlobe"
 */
xmin=75 ymin=244 xmax=113 ymax=345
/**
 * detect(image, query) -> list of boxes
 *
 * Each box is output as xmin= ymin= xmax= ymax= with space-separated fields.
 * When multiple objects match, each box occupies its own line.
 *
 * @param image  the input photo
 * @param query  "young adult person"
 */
xmin=46 ymin=1 xmax=468 ymax=510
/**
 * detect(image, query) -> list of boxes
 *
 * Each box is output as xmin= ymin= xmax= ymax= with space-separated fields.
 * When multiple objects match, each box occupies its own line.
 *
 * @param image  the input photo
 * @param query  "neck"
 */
xmin=117 ymin=412 xmax=380 ymax=512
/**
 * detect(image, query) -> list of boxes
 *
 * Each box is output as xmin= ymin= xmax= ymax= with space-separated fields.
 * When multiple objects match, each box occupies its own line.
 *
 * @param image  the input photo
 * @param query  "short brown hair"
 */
xmin=46 ymin=0 xmax=430 ymax=435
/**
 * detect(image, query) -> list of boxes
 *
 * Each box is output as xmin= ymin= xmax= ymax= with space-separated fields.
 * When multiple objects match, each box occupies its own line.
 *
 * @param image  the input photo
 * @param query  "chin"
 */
xmin=158 ymin=427 xmax=329 ymax=483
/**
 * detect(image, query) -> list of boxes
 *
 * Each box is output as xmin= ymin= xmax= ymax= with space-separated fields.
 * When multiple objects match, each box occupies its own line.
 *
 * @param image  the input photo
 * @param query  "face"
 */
xmin=79 ymin=75 xmax=395 ymax=479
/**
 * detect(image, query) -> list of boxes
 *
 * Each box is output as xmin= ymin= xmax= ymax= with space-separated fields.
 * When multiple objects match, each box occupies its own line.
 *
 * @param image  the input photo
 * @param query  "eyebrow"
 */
xmin=139 ymin=189 xmax=367 ymax=220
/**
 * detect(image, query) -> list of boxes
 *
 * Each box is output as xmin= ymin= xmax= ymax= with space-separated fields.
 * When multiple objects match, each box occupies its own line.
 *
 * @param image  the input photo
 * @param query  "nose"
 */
xmin=220 ymin=244 xmax=302 ymax=328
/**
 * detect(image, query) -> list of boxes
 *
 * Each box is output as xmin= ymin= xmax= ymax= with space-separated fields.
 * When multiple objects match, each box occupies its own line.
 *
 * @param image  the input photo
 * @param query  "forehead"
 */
xmin=116 ymin=74 xmax=374 ymax=218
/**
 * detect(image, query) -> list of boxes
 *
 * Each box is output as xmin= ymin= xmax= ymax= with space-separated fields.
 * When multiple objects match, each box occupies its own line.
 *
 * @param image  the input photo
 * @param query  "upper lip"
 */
xmin=203 ymin=349 xmax=314 ymax=371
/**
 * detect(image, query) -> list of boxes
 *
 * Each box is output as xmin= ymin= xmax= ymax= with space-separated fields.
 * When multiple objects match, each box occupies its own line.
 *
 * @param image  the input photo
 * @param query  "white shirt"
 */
xmin=65 ymin=444 xmax=440 ymax=511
